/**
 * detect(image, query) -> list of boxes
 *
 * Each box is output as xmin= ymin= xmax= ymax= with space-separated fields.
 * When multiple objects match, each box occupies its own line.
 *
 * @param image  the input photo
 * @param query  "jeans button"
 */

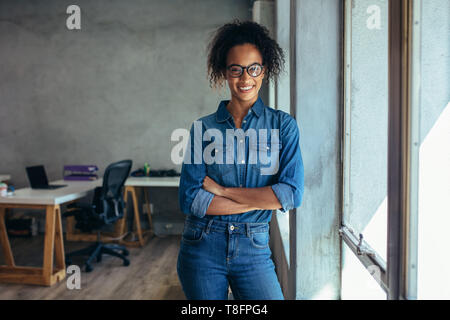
xmin=230 ymin=225 xmax=235 ymax=231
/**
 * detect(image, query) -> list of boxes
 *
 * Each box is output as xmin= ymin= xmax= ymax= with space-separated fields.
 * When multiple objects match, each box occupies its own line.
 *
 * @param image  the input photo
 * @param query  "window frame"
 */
xmin=340 ymin=0 xmax=417 ymax=300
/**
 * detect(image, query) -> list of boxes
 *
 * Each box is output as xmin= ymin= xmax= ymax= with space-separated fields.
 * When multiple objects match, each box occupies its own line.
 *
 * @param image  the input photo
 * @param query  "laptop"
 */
xmin=26 ymin=165 xmax=67 ymax=190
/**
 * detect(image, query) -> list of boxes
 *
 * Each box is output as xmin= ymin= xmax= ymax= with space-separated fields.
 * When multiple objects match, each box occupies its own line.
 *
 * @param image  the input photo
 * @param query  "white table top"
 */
xmin=0 ymin=174 xmax=11 ymax=182
xmin=0 ymin=176 xmax=179 ymax=206
xmin=125 ymin=176 xmax=180 ymax=187
xmin=0 ymin=179 xmax=102 ymax=206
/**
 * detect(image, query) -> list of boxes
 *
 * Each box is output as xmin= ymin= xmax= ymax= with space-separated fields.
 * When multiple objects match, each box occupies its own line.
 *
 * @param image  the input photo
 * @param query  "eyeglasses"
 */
xmin=226 ymin=63 xmax=263 ymax=78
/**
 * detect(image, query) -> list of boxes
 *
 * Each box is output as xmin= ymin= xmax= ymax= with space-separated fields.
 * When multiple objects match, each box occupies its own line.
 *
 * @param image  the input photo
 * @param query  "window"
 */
xmin=341 ymin=0 xmax=449 ymax=300
xmin=341 ymin=0 xmax=389 ymax=299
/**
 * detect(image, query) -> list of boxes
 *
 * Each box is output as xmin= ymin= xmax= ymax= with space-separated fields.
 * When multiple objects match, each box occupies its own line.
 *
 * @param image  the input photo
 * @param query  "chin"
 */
xmin=234 ymin=90 xmax=259 ymax=102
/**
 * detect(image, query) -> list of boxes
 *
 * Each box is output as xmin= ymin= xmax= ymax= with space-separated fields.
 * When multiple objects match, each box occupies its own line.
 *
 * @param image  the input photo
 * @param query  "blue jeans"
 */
xmin=177 ymin=215 xmax=284 ymax=300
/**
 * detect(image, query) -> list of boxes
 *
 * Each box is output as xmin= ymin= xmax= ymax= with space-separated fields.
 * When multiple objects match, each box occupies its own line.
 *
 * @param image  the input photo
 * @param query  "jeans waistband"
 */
xmin=186 ymin=215 xmax=269 ymax=236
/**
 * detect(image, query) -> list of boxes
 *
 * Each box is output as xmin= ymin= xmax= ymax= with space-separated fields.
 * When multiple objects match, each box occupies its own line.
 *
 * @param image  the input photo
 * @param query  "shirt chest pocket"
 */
xmin=206 ymin=142 xmax=235 ymax=184
xmin=249 ymin=142 xmax=282 ymax=176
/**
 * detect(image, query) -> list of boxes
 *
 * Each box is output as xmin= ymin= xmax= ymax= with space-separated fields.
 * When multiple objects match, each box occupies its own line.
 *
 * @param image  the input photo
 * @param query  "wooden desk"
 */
xmin=118 ymin=177 xmax=180 ymax=247
xmin=0 ymin=179 xmax=101 ymax=286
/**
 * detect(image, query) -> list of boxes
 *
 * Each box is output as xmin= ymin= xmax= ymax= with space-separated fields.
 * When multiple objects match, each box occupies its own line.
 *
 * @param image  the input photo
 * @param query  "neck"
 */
xmin=227 ymin=96 xmax=258 ymax=119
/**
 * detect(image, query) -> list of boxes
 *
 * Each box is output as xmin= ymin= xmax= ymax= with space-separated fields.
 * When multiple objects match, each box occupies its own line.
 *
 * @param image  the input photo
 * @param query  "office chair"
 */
xmin=64 ymin=159 xmax=132 ymax=272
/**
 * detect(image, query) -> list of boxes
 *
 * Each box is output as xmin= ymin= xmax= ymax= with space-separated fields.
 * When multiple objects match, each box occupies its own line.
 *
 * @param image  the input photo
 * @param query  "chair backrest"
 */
xmin=96 ymin=159 xmax=132 ymax=224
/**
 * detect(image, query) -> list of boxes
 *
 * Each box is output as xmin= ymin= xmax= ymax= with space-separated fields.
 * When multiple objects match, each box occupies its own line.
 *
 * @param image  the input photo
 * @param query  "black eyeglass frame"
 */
xmin=226 ymin=63 xmax=264 ymax=78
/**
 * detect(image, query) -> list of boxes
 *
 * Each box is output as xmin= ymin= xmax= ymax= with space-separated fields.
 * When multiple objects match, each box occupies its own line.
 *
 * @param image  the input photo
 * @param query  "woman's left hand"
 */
xmin=202 ymin=176 xmax=225 ymax=196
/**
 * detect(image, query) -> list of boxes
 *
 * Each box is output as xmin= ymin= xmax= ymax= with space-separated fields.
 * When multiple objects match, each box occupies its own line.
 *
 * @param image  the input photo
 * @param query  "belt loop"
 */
xmin=246 ymin=223 xmax=251 ymax=237
xmin=205 ymin=219 xmax=214 ymax=234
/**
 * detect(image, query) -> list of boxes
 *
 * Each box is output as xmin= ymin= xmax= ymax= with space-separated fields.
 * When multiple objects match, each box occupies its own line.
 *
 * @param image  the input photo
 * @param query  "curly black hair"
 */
xmin=207 ymin=20 xmax=285 ymax=88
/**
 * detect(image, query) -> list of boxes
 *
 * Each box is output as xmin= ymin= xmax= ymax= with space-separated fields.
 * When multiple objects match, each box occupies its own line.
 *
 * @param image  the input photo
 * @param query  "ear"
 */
xmin=261 ymin=65 xmax=266 ymax=79
xmin=221 ymin=68 xmax=227 ymax=79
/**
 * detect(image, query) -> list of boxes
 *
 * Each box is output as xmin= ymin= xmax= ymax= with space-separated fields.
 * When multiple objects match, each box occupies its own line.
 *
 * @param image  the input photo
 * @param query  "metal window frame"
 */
xmin=341 ymin=0 xmax=416 ymax=300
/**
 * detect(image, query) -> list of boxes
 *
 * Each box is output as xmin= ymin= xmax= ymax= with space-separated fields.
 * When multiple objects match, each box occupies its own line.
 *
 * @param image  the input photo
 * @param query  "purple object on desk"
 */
xmin=63 ymin=165 xmax=99 ymax=181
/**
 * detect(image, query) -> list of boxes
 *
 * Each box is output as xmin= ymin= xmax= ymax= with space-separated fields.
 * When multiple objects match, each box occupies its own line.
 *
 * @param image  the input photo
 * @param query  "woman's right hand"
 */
xmin=202 ymin=176 xmax=225 ymax=196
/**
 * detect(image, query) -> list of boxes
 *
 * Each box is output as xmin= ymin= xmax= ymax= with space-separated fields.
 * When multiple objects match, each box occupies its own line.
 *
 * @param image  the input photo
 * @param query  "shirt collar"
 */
xmin=215 ymin=97 xmax=264 ymax=123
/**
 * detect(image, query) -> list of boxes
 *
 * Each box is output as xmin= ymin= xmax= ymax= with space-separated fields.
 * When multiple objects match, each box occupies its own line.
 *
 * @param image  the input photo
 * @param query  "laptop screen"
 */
xmin=26 ymin=165 xmax=49 ymax=188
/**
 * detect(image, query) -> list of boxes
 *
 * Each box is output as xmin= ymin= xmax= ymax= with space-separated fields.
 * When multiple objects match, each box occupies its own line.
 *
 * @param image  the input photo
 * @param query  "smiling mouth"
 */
xmin=238 ymin=85 xmax=255 ymax=93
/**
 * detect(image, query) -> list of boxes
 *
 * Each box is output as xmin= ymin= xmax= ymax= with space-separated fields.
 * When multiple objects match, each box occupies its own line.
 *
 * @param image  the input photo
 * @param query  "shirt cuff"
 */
xmin=271 ymin=183 xmax=294 ymax=213
xmin=190 ymin=188 xmax=215 ymax=218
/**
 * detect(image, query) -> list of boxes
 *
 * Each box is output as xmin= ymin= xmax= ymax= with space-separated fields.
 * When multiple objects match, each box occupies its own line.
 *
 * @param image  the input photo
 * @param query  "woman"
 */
xmin=177 ymin=20 xmax=304 ymax=300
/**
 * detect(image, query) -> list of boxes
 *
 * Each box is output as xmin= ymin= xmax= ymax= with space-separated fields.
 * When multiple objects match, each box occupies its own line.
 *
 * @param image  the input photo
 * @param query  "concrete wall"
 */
xmin=0 ymin=0 xmax=251 ymax=231
xmin=293 ymin=0 xmax=342 ymax=299
xmin=264 ymin=0 xmax=342 ymax=300
xmin=271 ymin=0 xmax=293 ymax=299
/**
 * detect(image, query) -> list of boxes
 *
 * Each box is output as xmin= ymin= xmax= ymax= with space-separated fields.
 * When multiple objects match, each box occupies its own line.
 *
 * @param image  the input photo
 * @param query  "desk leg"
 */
xmin=0 ymin=207 xmax=15 ymax=266
xmin=0 ymin=205 xmax=65 ymax=286
xmin=143 ymin=187 xmax=154 ymax=237
xmin=53 ymin=205 xmax=65 ymax=271
xmin=120 ymin=186 xmax=152 ymax=247
xmin=130 ymin=187 xmax=144 ymax=246
xmin=42 ymin=205 xmax=56 ymax=285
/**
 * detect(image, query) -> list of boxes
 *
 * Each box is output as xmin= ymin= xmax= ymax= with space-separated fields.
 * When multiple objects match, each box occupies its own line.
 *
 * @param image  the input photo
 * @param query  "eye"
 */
xmin=229 ymin=66 xmax=242 ymax=75
xmin=248 ymin=64 xmax=262 ymax=76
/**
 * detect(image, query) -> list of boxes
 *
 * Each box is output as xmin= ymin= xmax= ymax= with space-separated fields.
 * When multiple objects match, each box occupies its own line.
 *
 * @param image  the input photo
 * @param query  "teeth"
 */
xmin=240 ymin=86 xmax=253 ymax=91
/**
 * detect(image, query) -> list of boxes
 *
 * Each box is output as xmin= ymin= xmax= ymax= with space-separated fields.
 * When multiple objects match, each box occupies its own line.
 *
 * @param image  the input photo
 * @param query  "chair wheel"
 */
xmin=122 ymin=249 xmax=129 ymax=256
xmin=123 ymin=259 xmax=130 ymax=267
xmin=85 ymin=263 xmax=93 ymax=272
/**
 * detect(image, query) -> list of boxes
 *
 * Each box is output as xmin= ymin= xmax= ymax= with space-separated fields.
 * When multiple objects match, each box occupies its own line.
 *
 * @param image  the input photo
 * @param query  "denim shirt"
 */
xmin=178 ymin=97 xmax=304 ymax=223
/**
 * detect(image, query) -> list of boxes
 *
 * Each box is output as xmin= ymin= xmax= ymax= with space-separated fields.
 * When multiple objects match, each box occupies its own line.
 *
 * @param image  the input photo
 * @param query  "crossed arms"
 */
xmin=202 ymin=176 xmax=282 ymax=215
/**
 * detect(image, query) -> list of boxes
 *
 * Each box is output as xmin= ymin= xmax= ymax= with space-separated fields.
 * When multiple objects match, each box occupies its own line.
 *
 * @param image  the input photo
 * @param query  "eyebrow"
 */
xmin=227 ymin=62 xmax=262 ymax=67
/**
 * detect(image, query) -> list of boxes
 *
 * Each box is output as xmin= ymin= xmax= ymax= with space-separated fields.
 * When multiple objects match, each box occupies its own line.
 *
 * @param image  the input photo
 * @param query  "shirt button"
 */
xmin=230 ymin=225 xmax=235 ymax=231
xmin=241 ymin=160 xmax=245 ymax=164
xmin=243 ymin=120 xmax=246 ymax=123
xmin=240 ymin=139 xmax=243 ymax=143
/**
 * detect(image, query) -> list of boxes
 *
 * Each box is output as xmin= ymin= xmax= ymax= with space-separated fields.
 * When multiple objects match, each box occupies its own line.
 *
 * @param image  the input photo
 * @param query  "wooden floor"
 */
xmin=0 ymin=234 xmax=185 ymax=300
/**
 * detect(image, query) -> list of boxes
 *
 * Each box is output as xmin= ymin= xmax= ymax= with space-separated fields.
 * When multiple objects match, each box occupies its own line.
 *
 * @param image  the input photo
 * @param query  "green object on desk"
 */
xmin=144 ymin=162 xmax=150 ymax=176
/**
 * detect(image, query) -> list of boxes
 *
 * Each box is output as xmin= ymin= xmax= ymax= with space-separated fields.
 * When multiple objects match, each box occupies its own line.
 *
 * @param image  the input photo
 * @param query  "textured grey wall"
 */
xmin=0 ymin=0 xmax=251 ymax=186
xmin=294 ymin=0 xmax=342 ymax=299
xmin=0 ymin=0 xmax=252 ymax=229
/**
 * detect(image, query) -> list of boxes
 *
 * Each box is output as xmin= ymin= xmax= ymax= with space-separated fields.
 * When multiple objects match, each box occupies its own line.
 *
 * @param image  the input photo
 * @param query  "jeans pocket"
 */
xmin=250 ymin=232 xmax=270 ymax=249
xmin=181 ymin=223 xmax=205 ymax=245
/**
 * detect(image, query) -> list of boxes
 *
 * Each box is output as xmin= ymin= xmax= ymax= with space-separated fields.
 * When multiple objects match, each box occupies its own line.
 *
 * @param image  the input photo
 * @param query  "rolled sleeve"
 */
xmin=179 ymin=120 xmax=215 ymax=217
xmin=271 ymin=182 xmax=295 ymax=213
xmin=190 ymin=188 xmax=215 ymax=218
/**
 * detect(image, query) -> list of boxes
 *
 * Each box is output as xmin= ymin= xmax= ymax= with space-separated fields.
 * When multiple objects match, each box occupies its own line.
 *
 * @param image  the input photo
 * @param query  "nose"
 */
xmin=240 ymin=69 xmax=251 ymax=81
